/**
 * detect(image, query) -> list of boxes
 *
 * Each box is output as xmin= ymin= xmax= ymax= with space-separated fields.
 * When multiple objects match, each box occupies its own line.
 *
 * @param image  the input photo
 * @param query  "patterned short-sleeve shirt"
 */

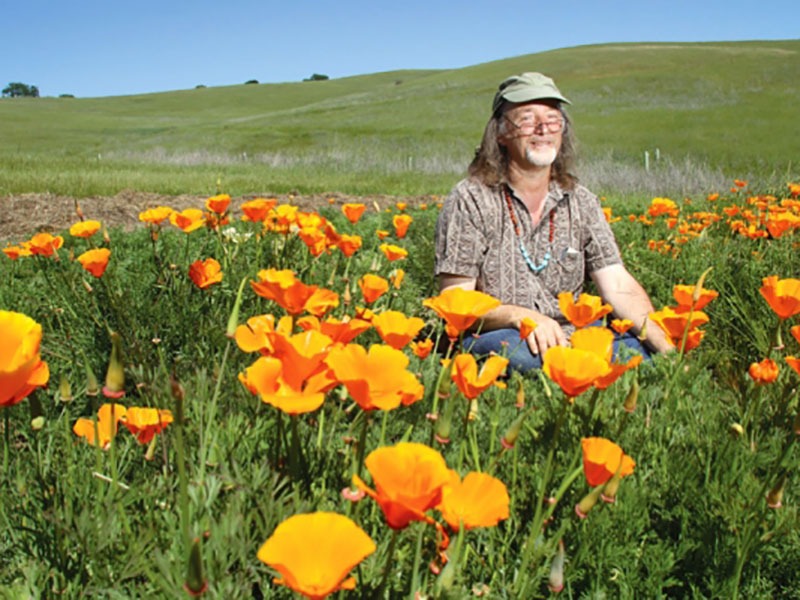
xmin=434 ymin=177 xmax=622 ymax=326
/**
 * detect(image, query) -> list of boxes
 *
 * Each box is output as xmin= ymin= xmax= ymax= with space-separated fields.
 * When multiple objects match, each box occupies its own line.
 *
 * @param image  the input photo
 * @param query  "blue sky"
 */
xmin=3 ymin=0 xmax=797 ymax=98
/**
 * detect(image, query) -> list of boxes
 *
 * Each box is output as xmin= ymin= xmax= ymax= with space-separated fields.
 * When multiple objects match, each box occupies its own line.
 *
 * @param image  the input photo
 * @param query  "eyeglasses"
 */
xmin=504 ymin=114 xmax=565 ymax=134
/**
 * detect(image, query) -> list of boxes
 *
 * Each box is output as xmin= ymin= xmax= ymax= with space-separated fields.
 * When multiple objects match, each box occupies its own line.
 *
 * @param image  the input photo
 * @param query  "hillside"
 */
xmin=0 ymin=40 xmax=798 ymax=198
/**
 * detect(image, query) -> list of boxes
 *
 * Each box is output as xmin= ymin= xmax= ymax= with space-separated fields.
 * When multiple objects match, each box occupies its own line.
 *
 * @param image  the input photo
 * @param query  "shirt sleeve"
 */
xmin=434 ymin=181 xmax=489 ymax=278
xmin=577 ymin=188 xmax=623 ymax=273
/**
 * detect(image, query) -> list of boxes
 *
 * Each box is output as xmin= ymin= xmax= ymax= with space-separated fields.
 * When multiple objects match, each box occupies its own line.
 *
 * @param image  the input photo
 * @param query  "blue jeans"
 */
xmin=462 ymin=324 xmax=652 ymax=373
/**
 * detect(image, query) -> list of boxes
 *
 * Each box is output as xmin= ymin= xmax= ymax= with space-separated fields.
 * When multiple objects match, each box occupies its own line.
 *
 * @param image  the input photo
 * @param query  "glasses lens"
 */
xmin=508 ymin=116 xmax=564 ymax=133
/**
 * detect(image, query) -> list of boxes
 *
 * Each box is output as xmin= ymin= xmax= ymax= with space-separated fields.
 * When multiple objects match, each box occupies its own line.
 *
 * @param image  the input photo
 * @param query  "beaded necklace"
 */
xmin=503 ymin=185 xmax=555 ymax=274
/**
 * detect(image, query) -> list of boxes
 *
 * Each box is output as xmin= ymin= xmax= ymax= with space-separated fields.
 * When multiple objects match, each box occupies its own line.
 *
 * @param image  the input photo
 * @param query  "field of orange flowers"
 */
xmin=1 ymin=182 xmax=800 ymax=598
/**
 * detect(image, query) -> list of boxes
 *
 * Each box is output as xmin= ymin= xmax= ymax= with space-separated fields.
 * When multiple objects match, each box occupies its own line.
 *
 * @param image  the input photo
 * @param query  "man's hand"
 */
xmin=522 ymin=312 xmax=568 ymax=356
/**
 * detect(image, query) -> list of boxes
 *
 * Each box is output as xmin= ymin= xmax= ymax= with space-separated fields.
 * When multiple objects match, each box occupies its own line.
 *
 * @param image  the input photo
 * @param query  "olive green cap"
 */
xmin=492 ymin=72 xmax=571 ymax=113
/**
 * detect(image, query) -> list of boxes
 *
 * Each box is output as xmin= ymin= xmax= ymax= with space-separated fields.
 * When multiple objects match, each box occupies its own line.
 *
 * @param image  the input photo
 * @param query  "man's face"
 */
xmin=498 ymin=101 xmax=564 ymax=169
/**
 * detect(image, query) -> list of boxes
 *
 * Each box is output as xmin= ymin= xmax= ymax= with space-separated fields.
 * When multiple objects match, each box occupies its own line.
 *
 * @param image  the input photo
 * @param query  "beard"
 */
xmin=525 ymin=145 xmax=558 ymax=168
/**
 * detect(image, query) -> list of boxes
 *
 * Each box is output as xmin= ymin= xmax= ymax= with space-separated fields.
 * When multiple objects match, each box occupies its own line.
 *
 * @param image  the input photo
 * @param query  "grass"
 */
xmin=1 ymin=41 xmax=798 ymax=198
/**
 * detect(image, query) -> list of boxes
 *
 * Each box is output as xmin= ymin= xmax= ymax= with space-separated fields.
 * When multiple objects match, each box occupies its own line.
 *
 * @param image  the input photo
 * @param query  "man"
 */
xmin=434 ymin=72 xmax=671 ymax=371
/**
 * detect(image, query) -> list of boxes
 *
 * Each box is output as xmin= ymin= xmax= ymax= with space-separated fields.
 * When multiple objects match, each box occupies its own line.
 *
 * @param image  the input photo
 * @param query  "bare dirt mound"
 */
xmin=0 ymin=190 xmax=434 ymax=242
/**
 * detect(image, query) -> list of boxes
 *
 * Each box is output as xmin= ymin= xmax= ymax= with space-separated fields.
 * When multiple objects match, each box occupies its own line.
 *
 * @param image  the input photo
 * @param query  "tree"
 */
xmin=2 ymin=82 xmax=39 ymax=98
xmin=303 ymin=73 xmax=329 ymax=82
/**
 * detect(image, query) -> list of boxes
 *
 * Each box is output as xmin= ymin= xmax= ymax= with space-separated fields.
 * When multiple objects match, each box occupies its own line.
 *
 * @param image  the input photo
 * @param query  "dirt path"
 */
xmin=0 ymin=191 xmax=434 ymax=242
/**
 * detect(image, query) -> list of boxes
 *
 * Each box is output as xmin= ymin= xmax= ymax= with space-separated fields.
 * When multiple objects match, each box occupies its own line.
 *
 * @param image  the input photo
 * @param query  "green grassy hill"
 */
xmin=1 ymin=40 xmax=798 ymax=197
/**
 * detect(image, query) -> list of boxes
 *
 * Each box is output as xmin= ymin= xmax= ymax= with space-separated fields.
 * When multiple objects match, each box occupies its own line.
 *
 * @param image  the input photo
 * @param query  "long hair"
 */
xmin=468 ymin=101 xmax=578 ymax=190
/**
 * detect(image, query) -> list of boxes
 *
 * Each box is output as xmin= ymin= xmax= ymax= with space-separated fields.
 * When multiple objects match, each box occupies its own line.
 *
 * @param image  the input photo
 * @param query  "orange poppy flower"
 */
xmin=375 ymin=229 xmax=390 ymax=240
xmin=297 ymin=227 xmax=328 ymax=257
xmin=139 ymin=206 xmax=174 ymax=225
xmin=77 ymin=248 xmax=111 ymax=278
xmin=450 ymin=353 xmax=509 ymax=400
xmin=251 ymin=269 xmax=318 ymax=315
xmin=649 ymin=306 xmax=710 ymax=349
xmin=341 ymin=203 xmax=366 ymax=224
xmin=0 ymin=311 xmax=50 ymax=407
xmin=569 ymin=326 xmax=642 ymax=389
xmin=672 ymin=284 xmax=719 ymax=311
xmin=257 ymin=511 xmax=376 ymax=600
xmin=188 ymin=258 xmax=222 ymax=289
xmin=791 ymin=325 xmax=800 ymax=346
xmin=379 ymin=243 xmax=408 ymax=261
xmin=581 ymin=437 xmax=635 ymax=489
xmin=28 ymin=232 xmax=64 ymax=257
xmin=734 ymin=179 xmax=748 ymax=188
xmin=3 ymin=244 xmax=32 ymax=260
xmin=234 ymin=314 xmax=293 ymax=354
xmin=392 ymin=214 xmax=413 ymax=239
xmin=296 ymin=315 xmax=372 ymax=345
xmin=647 ymin=197 xmax=679 ymax=218
xmin=785 ymin=356 xmax=800 ymax=377
xmin=748 ymin=358 xmax=779 ymax=385
xmin=395 ymin=202 xmax=407 ymax=211
xmin=543 ymin=346 xmax=612 ymax=399
xmin=371 ymin=310 xmax=426 ymax=349
xmin=390 ymin=268 xmax=405 ymax=289
xmin=610 ymin=319 xmax=634 ymax=335
xmin=326 ymin=343 xmax=424 ymax=411
xmin=437 ymin=470 xmax=510 ymax=531
xmin=123 ymin=407 xmax=174 ymax=444
xmin=238 ymin=356 xmax=329 ymax=415
xmin=336 ymin=234 xmax=362 ymax=257
xmin=241 ymin=198 xmax=277 ymax=222
xmin=266 ymin=330 xmax=333 ymax=390
xmin=570 ymin=326 xmax=613 ymax=362
xmin=759 ymin=276 xmax=800 ymax=320
xmin=73 ymin=403 xmax=127 ymax=449
xmin=422 ymin=288 xmax=501 ymax=337
xmin=519 ymin=317 xmax=537 ymax=339
xmin=353 ymin=442 xmax=450 ymax=529
xmin=558 ymin=292 xmax=613 ymax=329
xmin=170 ymin=208 xmax=205 ymax=233
xmin=411 ymin=338 xmax=434 ymax=359
xmin=69 ymin=220 xmax=102 ymax=238
xmin=303 ymin=288 xmax=339 ymax=318
xmin=358 ymin=274 xmax=389 ymax=304
xmin=205 ymin=193 xmax=231 ymax=215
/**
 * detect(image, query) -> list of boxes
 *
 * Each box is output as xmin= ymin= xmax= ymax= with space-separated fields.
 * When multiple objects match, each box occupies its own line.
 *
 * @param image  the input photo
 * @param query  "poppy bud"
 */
xmin=183 ymin=537 xmax=208 ymax=596
xmin=342 ymin=281 xmax=352 ymax=307
xmin=766 ymin=474 xmax=788 ymax=509
xmin=81 ymin=279 xmax=94 ymax=294
xmin=637 ymin=316 xmax=648 ymax=343
xmin=102 ymin=332 xmax=125 ymax=399
xmin=575 ymin=485 xmax=605 ymax=519
xmin=501 ymin=410 xmax=528 ymax=450
xmin=623 ymin=378 xmax=639 ymax=413
xmin=601 ymin=467 xmax=624 ymax=504
xmin=515 ymin=377 xmax=525 ymax=408
xmin=144 ymin=437 xmax=158 ymax=461
xmin=85 ymin=362 xmax=100 ymax=397
xmin=548 ymin=539 xmax=565 ymax=593
xmin=58 ymin=373 xmax=74 ymax=403
xmin=435 ymin=398 xmax=452 ymax=445
xmin=467 ymin=398 xmax=479 ymax=422
xmin=102 ymin=226 xmax=111 ymax=245
xmin=729 ymin=423 xmax=745 ymax=438
xmin=437 ymin=369 xmax=452 ymax=400
xmin=31 ymin=416 xmax=46 ymax=431
xmin=225 ymin=277 xmax=248 ymax=339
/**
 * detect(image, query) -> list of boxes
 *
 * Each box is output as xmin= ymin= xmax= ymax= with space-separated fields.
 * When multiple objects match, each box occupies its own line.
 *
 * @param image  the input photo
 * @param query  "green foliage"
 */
xmin=2 ymin=82 xmax=39 ymax=98
xmin=1 ymin=184 xmax=799 ymax=598
xmin=0 ymin=41 xmax=798 ymax=197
